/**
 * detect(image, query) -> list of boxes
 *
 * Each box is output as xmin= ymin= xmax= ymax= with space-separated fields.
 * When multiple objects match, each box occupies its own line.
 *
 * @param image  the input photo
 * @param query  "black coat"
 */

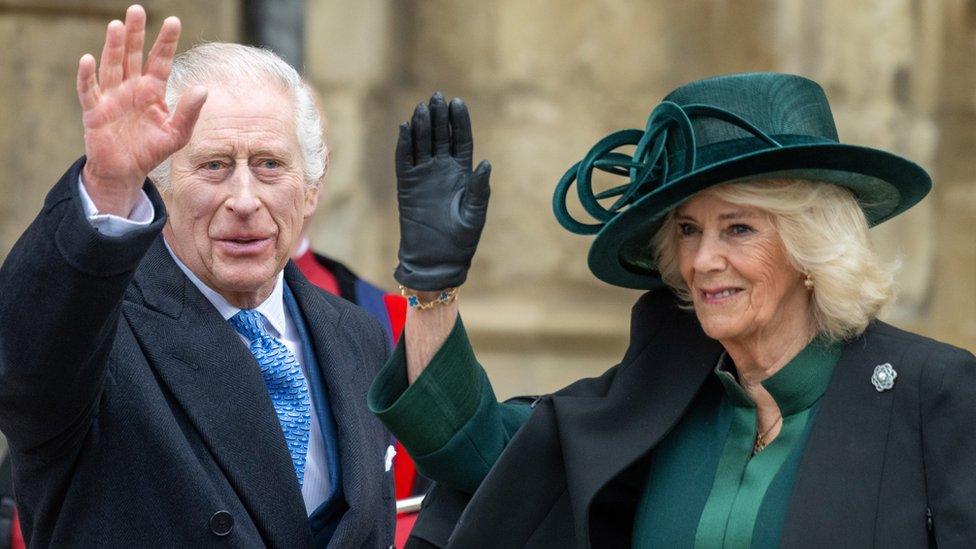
xmin=409 ymin=290 xmax=976 ymax=548
xmin=0 ymin=159 xmax=395 ymax=547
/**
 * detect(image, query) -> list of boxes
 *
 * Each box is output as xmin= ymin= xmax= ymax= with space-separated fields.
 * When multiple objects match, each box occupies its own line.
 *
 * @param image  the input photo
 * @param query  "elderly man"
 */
xmin=0 ymin=6 xmax=393 ymax=547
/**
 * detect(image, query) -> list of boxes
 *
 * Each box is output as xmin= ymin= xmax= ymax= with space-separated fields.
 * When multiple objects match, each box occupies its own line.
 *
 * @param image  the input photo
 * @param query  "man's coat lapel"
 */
xmin=285 ymin=264 xmax=382 ymax=547
xmin=122 ymin=239 xmax=311 ymax=546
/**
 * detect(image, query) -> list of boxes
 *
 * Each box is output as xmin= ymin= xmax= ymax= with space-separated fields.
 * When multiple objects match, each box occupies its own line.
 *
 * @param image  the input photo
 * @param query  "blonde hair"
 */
xmin=148 ymin=43 xmax=327 ymax=189
xmin=652 ymin=179 xmax=897 ymax=341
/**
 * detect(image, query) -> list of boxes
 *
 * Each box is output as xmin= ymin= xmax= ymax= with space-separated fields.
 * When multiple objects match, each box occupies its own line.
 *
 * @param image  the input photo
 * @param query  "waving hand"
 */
xmin=77 ymin=5 xmax=207 ymax=216
xmin=394 ymin=93 xmax=491 ymax=291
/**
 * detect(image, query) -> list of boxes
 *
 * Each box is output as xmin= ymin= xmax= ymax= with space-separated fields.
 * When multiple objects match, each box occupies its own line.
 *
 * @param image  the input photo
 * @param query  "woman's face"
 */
xmin=674 ymin=190 xmax=811 ymax=345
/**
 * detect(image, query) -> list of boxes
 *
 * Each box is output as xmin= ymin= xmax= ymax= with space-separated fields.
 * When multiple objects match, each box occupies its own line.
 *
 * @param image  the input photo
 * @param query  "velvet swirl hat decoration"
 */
xmin=553 ymin=72 xmax=932 ymax=289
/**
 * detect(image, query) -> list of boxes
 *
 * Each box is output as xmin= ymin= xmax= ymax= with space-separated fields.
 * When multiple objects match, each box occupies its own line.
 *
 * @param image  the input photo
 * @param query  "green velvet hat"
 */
xmin=553 ymin=72 xmax=931 ymax=289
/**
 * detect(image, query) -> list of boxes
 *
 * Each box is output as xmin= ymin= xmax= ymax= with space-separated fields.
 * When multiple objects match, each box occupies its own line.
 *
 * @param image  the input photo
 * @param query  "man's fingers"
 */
xmin=411 ymin=103 xmax=432 ymax=164
xmin=449 ymin=98 xmax=473 ymax=165
xmin=429 ymin=92 xmax=450 ymax=156
xmin=98 ymin=19 xmax=126 ymax=90
xmin=145 ymin=16 xmax=181 ymax=82
xmin=76 ymin=54 xmax=100 ymax=111
xmin=167 ymin=85 xmax=207 ymax=145
xmin=395 ymin=123 xmax=414 ymax=174
xmin=123 ymin=5 xmax=146 ymax=79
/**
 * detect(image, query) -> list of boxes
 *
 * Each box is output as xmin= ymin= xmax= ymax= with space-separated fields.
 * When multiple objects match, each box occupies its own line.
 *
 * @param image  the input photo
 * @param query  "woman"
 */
xmin=369 ymin=74 xmax=976 ymax=547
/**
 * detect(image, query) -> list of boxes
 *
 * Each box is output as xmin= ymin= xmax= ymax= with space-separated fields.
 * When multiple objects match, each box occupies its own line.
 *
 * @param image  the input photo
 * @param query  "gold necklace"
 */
xmin=753 ymin=415 xmax=782 ymax=455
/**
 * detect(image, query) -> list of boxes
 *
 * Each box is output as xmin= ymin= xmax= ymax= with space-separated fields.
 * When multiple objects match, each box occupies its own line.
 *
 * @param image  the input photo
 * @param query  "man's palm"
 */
xmin=77 ymin=5 xmax=206 ymax=212
xmin=83 ymin=76 xmax=182 ymax=183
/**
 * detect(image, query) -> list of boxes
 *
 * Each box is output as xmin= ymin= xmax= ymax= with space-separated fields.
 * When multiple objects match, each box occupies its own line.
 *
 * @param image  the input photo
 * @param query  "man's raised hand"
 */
xmin=77 ymin=5 xmax=207 ymax=217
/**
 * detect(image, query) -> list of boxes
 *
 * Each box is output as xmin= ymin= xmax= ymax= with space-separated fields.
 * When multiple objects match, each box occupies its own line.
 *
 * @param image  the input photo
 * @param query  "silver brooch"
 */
xmin=871 ymin=363 xmax=897 ymax=392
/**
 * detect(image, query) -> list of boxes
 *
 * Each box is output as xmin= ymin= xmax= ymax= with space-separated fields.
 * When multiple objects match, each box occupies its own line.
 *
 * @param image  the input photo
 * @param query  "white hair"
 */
xmin=148 ymin=42 xmax=326 ymax=188
xmin=652 ymin=179 xmax=898 ymax=342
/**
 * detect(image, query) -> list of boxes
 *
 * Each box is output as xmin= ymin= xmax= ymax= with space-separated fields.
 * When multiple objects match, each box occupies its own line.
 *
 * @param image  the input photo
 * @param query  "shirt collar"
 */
xmin=714 ymin=335 xmax=842 ymax=416
xmin=163 ymin=238 xmax=287 ymax=338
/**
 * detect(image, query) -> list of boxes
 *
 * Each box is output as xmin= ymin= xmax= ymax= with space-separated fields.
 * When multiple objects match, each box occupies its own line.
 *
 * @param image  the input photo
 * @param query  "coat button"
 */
xmin=209 ymin=510 xmax=234 ymax=536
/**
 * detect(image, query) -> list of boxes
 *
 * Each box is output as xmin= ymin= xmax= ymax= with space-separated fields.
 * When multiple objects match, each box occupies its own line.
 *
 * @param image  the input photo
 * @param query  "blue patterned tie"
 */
xmin=229 ymin=309 xmax=311 ymax=485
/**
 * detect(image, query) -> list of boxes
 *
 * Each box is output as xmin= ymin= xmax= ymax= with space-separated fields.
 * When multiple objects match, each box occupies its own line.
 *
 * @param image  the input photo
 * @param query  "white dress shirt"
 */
xmin=79 ymin=179 xmax=330 ymax=515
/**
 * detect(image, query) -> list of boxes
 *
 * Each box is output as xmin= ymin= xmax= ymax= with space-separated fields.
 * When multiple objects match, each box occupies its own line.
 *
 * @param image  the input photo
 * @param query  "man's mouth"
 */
xmin=214 ymin=236 xmax=272 ymax=255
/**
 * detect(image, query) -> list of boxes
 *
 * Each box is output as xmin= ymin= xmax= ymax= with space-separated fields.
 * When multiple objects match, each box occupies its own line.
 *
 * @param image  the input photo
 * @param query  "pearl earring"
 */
xmin=804 ymin=274 xmax=814 ymax=290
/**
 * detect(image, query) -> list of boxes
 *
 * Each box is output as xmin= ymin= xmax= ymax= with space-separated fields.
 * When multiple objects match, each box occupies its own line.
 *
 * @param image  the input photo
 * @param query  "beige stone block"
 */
xmin=306 ymin=0 xmax=392 ymax=87
xmin=492 ymin=0 xmax=778 ymax=95
xmin=306 ymin=87 xmax=399 ymax=285
xmin=813 ymin=0 xmax=917 ymax=100
xmin=0 ymin=13 xmax=85 ymax=256
xmin=492 ymin=0 xmax=591 ymax=88
xmin=475 ymin=91 xmax=604 ymax=287
xmin=933 ymin=172 xmax=975 ymax=345
xmin=941 ymin=0 xmax=976 ymax=111
xmin=481 ymin=350 xmax=624 ymax=401
xmin=468 ymin=294 xmax=636 ymax=399
xmin=400 ymin=0 xmax=497 ymax=91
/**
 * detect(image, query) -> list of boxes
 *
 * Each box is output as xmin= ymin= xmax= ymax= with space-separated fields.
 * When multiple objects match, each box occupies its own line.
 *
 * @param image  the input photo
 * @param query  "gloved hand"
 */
xmin=394 ymin=92 xmax=491 ymax=291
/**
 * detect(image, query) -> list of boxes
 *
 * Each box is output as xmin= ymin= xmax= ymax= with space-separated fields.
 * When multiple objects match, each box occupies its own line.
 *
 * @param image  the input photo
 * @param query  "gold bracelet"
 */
xmin=398 ymin=285 xmax=459 ymax=310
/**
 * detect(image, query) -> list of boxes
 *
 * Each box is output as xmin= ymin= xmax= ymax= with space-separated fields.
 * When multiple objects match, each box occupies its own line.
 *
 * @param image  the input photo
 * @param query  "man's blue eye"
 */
xmin=261 ymin=160 xmax=280 ymax=169
xmin=205 ymin=161 xmax=222 ymax=171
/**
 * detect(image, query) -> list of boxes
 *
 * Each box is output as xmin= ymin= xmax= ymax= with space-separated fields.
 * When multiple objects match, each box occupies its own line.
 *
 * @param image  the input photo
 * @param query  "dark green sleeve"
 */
xmin=367 ymin=315 xmax=532 ymax=493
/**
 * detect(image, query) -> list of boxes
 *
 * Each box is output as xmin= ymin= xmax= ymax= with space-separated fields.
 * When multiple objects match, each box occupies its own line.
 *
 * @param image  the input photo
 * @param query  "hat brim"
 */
xmin=587 ymin=143 xmax=932 ymax=289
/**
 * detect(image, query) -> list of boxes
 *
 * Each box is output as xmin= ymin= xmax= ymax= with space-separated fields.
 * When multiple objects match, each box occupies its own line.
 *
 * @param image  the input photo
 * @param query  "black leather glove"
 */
xmin=394 ymin=92 xmax=491 ymax=291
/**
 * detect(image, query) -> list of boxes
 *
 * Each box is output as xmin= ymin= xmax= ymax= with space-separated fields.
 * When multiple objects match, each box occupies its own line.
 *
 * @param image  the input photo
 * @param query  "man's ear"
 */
xmin=303 ymin=184 xmax=320 ymax=218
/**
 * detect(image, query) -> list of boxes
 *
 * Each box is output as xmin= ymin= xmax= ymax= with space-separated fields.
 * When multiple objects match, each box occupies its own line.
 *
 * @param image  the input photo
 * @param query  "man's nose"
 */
xmin=225 ymin=166 xmax=261 ymax=216
xmin=692 ymin=231 xmax=727 ymax=273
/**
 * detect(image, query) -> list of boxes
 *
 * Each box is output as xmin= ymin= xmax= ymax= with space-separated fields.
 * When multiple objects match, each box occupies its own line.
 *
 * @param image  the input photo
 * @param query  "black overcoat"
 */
xmin=409 ymin=290 xmax=976 ymax=548
xmin=0 ymin=159 xmax=395 ymax=547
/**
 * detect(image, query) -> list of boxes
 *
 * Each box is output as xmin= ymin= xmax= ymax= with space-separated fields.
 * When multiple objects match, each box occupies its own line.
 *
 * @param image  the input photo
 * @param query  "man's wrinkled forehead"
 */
xmin=183 ymin=83 xmax=298 ymax=152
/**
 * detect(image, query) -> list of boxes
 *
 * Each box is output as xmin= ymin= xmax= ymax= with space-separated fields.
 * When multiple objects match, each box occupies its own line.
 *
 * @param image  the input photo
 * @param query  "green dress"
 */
xmin=368 ymin=317 xmax=840 ymax=547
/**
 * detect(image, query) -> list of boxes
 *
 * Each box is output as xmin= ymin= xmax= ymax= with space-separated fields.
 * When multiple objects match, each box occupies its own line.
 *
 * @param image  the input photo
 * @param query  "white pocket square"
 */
xmin=384 ymin=444 xmax=396 ymax=472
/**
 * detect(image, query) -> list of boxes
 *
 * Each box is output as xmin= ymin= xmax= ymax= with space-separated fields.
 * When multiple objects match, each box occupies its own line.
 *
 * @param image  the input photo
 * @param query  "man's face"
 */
xmin=162 ymin=84 xmax=318 ymax=307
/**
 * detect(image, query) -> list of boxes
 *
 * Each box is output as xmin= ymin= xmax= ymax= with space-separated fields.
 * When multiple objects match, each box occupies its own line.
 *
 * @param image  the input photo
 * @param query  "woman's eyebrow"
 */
xmin=717 ymin=210 xmax=757 ymax=221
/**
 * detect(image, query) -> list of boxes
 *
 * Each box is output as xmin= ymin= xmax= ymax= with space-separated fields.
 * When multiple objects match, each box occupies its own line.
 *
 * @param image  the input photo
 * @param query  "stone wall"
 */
xmin=0 ymin=1 xmax=973 ymax=406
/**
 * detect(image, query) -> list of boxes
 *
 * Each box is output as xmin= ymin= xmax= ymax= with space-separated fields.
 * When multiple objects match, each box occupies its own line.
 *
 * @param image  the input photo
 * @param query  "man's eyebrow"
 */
xmin=186 ymin=145 xmax=233 ymax=161
xmin=249 ymin=144 xmax=293 ymax=157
